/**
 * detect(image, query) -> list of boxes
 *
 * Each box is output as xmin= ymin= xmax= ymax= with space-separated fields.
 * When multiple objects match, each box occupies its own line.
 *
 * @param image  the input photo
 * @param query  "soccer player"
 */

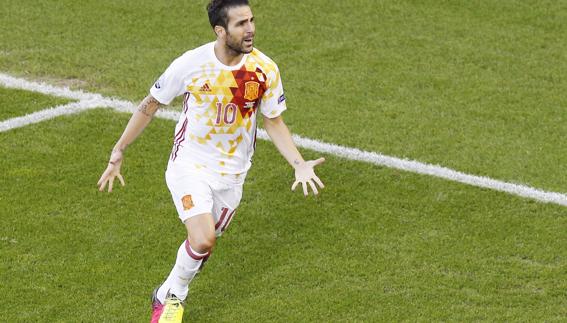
xmin=97 ymin=0 xmax=325 ymax=322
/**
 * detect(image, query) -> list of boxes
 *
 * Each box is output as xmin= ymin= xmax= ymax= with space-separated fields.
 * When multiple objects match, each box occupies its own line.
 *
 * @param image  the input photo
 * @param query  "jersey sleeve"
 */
xmin=149 ymin=55 xmax=188 ymax=105
xmin=259 ymin=65 xmax=287 ymax=118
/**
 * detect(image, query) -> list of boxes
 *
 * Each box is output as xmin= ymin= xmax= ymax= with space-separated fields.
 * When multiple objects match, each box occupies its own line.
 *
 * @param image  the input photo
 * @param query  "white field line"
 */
xmin=0 ymin=101 xmax=101 ymax=132
xmin=1 ymin=73 xmax=566 ymax=207
xmin=263 ymin=131 xmax=567 ymax=207
xmin=0 ymin=73 xmax=102 ymax=102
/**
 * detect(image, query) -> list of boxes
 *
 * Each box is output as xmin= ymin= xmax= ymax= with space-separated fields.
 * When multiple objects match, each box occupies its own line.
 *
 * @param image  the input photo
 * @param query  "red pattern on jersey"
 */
xmin=230 ymin=66 xmax=267 ymax=119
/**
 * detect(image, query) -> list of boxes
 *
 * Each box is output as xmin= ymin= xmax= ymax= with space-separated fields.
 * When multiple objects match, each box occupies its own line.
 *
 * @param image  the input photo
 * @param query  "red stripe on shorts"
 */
xmin=215 ymin=207 xmax=230 ymax=230
xmin=221 ymin=209 xmax=237 ymax=232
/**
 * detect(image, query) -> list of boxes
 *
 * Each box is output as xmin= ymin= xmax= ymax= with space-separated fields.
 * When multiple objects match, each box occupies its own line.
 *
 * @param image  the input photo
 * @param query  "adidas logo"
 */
xmin=199 ymin=83 xmax=211 ymax=92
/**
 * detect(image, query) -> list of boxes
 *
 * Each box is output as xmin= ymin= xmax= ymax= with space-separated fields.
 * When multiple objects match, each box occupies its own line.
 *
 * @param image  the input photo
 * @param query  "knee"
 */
xmin=189 ymin=233 xmax=216 ymax=254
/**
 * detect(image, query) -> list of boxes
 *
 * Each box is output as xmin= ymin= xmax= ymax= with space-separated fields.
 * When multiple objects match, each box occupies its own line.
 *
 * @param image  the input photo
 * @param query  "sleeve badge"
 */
xmin=181 ymin=195 xmax=194 ymax=211
xmin=278 ymin=94 xmax=286 ymax=104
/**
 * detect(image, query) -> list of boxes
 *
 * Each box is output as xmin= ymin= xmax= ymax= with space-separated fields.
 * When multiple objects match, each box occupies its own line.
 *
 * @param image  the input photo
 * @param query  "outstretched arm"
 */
xmin=97 ymin=95 xmax=162 ymax=192
xmin=263 ymin=115 xmax=325 ymax=196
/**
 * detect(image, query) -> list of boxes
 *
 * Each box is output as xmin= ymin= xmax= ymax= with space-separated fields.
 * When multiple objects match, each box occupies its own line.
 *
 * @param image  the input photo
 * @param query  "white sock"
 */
xmin=157 ymin=240 xmax=210 ymax=302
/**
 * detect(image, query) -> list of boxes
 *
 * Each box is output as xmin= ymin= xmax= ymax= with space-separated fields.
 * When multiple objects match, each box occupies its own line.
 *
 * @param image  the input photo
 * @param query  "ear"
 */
xmin=214 ymin=26 xmax=225 ymax=38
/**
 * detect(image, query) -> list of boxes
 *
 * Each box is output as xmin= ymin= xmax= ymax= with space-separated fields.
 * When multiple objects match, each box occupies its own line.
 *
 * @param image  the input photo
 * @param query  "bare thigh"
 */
xmin=184 ymin=212 xmax=216 ymax=253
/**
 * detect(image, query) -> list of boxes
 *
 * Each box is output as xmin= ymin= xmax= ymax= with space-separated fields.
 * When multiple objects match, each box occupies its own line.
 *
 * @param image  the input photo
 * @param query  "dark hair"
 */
xmin=207 ymin=0 xmax=250 ymax=29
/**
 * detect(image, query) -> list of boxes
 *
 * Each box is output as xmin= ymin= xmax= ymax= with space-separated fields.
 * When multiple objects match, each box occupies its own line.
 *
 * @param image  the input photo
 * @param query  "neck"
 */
xmin=214 ymin=41 xmax=245 ymax=66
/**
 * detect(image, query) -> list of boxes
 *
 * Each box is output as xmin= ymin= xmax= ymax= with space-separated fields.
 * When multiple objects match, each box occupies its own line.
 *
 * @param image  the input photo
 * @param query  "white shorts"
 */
xmin=165 ymin=163 xmax=243 ymax=237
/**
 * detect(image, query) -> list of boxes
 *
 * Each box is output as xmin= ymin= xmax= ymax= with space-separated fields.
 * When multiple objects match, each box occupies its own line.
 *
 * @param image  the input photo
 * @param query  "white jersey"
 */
xmin=150 ymin=42 xmax=287 ymax=184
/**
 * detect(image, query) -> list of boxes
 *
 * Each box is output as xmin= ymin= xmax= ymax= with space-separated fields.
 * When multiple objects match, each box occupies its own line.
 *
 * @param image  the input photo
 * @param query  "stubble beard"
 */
xmin=225 ymin=33 xmax=253 ymax=55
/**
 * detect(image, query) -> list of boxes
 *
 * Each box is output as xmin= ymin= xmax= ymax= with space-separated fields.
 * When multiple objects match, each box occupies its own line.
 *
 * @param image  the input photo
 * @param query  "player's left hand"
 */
xmin=292 ymin=157 xmax=325 ymax=196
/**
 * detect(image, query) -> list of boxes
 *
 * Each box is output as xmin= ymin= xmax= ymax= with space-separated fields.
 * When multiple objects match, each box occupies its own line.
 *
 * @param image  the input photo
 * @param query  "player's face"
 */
xmin=224 ymin=6 xmax=255 ymax=54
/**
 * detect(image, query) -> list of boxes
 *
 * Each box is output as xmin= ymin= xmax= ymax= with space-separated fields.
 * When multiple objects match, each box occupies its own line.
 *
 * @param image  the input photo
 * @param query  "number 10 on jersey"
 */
xmin=215 ymin=102 xmax=237 ymax=126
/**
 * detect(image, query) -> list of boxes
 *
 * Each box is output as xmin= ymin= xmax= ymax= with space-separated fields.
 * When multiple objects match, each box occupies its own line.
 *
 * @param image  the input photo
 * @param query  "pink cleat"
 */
xmin=151 ymin=287 xmax=165 ymax=323
xmin=151 ymin=286 xmax=185 ymax=323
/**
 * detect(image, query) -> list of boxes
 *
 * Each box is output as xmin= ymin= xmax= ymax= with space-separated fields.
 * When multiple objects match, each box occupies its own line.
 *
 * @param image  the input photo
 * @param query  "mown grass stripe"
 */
xmin=265 ymin=131 xmax=567 ymax=207
xmin=1 ymin=72 xmax=566 ymax=207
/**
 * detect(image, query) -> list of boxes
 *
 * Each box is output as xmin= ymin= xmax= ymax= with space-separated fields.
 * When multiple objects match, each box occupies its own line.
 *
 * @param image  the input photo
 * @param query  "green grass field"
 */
xmin=1 ymin=0 xmax=566 ymax=321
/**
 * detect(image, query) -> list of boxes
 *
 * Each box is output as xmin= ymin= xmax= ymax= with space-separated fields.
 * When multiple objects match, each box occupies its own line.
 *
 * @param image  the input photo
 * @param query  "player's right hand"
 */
xmin=97 ymin=149 xmax=126 ymax=193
